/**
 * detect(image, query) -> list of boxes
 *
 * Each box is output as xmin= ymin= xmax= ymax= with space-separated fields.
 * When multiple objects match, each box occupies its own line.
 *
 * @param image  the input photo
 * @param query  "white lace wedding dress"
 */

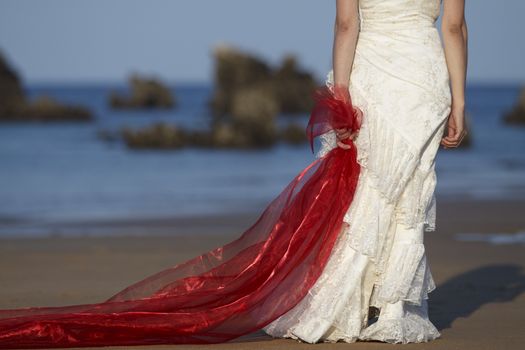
xmin=263 ymin=0 xmax=451 ymax=344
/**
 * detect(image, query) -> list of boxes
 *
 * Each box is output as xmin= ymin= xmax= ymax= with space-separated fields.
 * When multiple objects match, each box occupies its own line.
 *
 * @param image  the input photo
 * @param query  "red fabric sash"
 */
xmin=0 ymin=85 xmax=363 ymax=348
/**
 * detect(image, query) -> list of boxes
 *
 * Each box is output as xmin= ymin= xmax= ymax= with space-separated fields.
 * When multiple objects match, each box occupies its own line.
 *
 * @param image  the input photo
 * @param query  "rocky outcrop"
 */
xmin=119 ymin=120 xmax=308 ymax=150
xmin=503 ymin=87 xmax=525 ymax=125
xmin=272 ymin=55 xmax=318 ymax=113
xmin=120 ymin=45 xmax=318 ymax=150
xmin=14 ymin=95 xmax=92 ymax=121
xmin=0 ymin=51 xmax=92 ymax=122
xmin=185 ymin=44 xmax=318 ymax=149
xmin=116 ymin=50 xmax=313 ymax=150
xmin=208 ymin=119 xmax=278 ymax=149
xmin=280 ymin=122 xmax=308 ymax=145
xmin=109 ymin=74 xmax=175 ymax=109
xmin=209 ymin=44 xmax=318 ymax=118
xmin=122 ymin=123 xmax=186 ymax=149
xmin=0 ymin=53 xmax=24 ymax=118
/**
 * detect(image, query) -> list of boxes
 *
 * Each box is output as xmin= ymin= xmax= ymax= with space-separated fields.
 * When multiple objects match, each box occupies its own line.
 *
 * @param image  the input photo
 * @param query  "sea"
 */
xmin=0 ymin=83 xmax=524 ymax=237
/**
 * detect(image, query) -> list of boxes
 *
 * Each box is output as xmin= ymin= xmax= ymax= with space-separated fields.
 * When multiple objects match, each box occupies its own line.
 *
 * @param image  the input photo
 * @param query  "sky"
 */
xmin=0 ymin=0 xmax=524 ymax=85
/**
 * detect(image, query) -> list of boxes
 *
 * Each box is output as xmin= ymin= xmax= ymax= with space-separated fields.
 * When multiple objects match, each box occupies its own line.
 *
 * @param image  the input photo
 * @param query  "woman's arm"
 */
xmin=333 ymin=0 xmax=360 ymax=87
xmin=333 ymin=0 xmax=360 ymax=149
xmin=440 ymin=0 xmax=468 ymax=148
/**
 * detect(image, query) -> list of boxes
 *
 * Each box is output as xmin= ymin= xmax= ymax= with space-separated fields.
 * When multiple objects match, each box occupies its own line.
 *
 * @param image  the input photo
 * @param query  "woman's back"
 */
xmin=359 ymin=0 xmax=441 ymax=27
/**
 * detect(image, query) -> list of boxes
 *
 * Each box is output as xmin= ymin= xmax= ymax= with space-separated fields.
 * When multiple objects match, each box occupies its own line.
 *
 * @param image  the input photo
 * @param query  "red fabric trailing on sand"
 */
xmin=0 ymin=85 xmax=363 ymax=348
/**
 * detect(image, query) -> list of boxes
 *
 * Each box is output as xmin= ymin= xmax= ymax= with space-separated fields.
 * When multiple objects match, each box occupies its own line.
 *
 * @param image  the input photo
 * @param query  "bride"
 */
xmin=0 ymin=0 xmax=467 ymax=347
xmin=264 ymin=0 xmax=468 ymax=343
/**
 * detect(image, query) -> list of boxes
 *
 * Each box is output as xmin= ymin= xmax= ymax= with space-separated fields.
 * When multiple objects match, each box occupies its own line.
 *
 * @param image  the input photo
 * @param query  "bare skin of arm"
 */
xmin=440 ymin=0 xmax=468 ymax=148
xmin=332 ymin=0 xmax=360 ymax=149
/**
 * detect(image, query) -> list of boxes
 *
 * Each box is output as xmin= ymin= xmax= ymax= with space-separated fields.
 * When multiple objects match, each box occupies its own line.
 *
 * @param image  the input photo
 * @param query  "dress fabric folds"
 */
xmin=264 ymin=0 xmax=451 ymax=344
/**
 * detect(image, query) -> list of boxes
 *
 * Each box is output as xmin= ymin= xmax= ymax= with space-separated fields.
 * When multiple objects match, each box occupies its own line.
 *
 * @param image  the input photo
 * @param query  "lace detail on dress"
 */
xmin=314 ymin=130 xmax=337 ymax=159
xmin=372 ymin=242 xmax=436 ymax=306
xmin=325 ymin=69 xmax=443 ymax=233
xmin=359 ymin=299 xmax=441 ymax=344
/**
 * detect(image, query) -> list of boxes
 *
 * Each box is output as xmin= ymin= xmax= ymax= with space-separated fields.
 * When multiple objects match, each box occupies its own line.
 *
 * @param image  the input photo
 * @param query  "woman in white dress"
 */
xmin=263 ymin=0 xmax=468 ymax=344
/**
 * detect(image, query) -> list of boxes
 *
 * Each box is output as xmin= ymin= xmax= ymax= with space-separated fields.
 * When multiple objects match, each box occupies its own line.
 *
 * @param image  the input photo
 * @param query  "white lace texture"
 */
xmin=264 ymin=0 xmax=450 ymax=344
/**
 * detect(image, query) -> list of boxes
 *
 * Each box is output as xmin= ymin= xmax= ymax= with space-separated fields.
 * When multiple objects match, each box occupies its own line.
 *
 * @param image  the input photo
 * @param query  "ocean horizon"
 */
xmin=0 ymin=82 xmax=524 ymax=237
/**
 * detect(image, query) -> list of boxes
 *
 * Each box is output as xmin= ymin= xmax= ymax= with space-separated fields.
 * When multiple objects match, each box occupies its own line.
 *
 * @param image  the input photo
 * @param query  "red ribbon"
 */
xmin=306 ymin=84 xmax=363 ymax=153
xmin=0 ymin=85 xmax=363 ymax=348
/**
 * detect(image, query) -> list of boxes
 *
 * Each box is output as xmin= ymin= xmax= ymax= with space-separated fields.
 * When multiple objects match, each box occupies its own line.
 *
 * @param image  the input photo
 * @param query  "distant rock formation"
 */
xmin=272 ymin=55 xmax=319 ymax=114
xmin=119 ymin=120 xmax=306 ymax=150
xmin=503 ymin=87 xmax=525 ymax=125
xmin=122 ymin=123 xmax=186 ymax=149
xmin=109 ymin=74 xmax=176 ymax=109
xmin=0 ymin=52 xmax=24 ymax=118
xmin=176 ymin=44 xmax=318 ymax=149
xmin=209 ymin=45 xmax=272 ymax=117
xmin=0 ymin=51 xmax=92 ymax=122
xmin=209 ymin=44 xmax=318 ymax=118
xmin=225 ymin=83 xmax=279 ymax=147
xmin=280 ymin=122 xmax=308 ymax=145
xmin=114 ymin=46 xmax=315 ymax=150
xmin=14 ymin=95 xmax=92 ymax=122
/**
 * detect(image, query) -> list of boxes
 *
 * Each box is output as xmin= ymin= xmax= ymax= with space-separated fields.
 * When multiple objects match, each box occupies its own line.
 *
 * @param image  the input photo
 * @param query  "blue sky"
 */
xmin=0 ymin=0 xmax=523 ymax=84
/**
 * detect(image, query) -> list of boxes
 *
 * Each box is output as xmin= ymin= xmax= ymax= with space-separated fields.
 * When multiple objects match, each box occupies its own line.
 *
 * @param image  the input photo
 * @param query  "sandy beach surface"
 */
xmin=0 ymin=197 xmax=524 ymax=350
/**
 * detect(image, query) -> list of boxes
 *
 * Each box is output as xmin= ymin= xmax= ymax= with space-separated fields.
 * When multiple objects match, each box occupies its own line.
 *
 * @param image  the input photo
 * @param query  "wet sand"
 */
xmin=0 ymin=197 xmax=524 ymax=349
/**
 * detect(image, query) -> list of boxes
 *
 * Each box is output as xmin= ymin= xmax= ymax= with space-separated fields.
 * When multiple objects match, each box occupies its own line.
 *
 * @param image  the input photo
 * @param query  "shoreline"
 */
xmin=0 ymin=196 xmax=524 ymax=239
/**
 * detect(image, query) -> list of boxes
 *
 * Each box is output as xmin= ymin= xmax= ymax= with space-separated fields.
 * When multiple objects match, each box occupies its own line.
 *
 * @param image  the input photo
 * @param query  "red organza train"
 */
xmin=0 ymin=85 xmax=363 ymax=348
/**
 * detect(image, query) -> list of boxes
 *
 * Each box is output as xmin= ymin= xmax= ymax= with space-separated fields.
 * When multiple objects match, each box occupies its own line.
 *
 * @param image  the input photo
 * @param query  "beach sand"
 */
xmin=0 ymin=197 xmax=524 ymax=350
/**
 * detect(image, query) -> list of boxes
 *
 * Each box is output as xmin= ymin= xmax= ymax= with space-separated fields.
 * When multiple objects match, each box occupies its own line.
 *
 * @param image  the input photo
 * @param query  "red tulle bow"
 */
xmin=306 ymin=84 xmax=363 ymax=153
xmin=0 ymin=84 xmax=363 ymax=348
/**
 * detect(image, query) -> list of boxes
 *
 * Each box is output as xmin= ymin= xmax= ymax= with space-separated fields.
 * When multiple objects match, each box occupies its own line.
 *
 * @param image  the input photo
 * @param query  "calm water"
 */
xmin=0 ymin=83 xmax=524 ymax=236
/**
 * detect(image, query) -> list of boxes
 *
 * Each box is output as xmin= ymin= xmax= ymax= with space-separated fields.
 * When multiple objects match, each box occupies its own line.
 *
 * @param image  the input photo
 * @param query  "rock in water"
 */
xmin=209 ymin=44 xmax=272 ymax=116
xmin=121 ymin=122 xmax=186 ymax=149
xmin=16 ymin=95 xmax=92 ymax=121
xmin=109 ymin=74 xmax=176 ymax=109
xmin=0 ymin=53 xmax=25 ymax=117
xmin=280 ymin=122 xmax=308 ymax=145
xmin=231 ymin=83 xmax=278 ymax=123
xmin=504 ymin=87 xmax=525 ymax=125
xmin=204 ymin=44 xmax=318 ymax=149
xmin=272 ymin=55 xmax=317 ymax=113
xmin=0 ymin=51 xmax=92 ymax=122
xmin=116 ymin=45 xmax=320 ymax=150
xmin=209 ymin=44 xmax=318 ymax=117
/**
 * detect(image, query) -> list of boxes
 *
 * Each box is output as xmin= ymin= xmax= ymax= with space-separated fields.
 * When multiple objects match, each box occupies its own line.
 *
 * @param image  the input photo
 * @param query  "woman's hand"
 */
xmin=335 ymin=127 xmax=358 ymax=149
xmin=441 ymin=105 xmax=467 ymax=148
